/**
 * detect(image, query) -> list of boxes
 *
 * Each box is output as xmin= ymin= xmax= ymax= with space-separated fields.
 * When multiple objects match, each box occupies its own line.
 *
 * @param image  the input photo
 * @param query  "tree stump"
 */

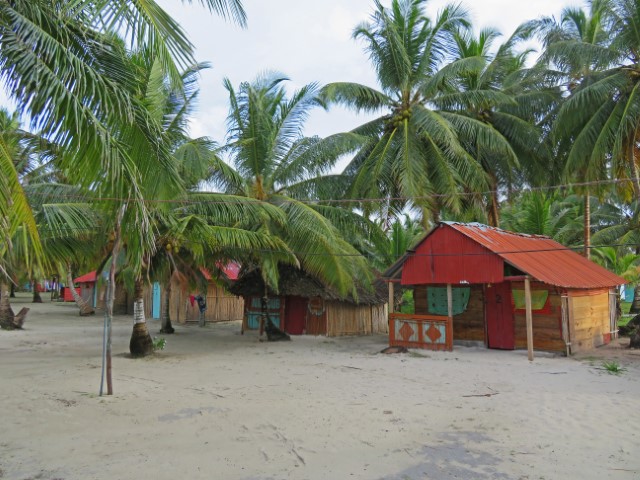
xmin=13 ymin=307 xmax=29 ymax=328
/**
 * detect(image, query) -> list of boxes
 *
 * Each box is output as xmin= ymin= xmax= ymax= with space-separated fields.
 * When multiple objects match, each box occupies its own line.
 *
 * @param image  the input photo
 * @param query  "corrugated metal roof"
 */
xmin=201 ymin=262 xmax=241 ymax=281
xmin=74 ymin=271 xmax=96 ymax=283
xmin=444 ymin=222 xmax=625 ymax=289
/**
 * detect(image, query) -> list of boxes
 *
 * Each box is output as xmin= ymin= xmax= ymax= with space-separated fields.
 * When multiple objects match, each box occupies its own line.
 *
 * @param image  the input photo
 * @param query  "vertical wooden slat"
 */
xmin=525 ymin=276 xmax=534 ymax=361
xmin=388 ymin=282 xmax=394 ymax=314
xmin=609 ymin=289 xmax=618 ymax=340
xmin=561 ymin=294 xmax=570 ymax=357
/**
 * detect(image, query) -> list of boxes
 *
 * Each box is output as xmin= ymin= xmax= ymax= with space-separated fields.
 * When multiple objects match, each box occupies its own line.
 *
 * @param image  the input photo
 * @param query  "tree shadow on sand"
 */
xmin=381 ymin=431 xmax=512 ymax=480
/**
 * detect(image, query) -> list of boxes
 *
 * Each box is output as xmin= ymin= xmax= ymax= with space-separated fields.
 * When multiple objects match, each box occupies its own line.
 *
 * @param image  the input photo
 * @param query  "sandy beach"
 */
xmin=1 ymin=294 xmax=639 ymax=480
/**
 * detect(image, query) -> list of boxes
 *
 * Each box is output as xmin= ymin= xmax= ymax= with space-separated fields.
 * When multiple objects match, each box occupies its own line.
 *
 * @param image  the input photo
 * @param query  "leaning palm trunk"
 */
xmin=101 ymin=211 xmax=125 ymax=396
xmin=32 ymin=279 xmax=42 ymax=303
xmin=0 ymin=281 xmax=16 ymax=329
xmin=129 ymin=277 xmax=153 ymax=357
xmin=160 ymin=278 xmax=174 ymax=334
xmin=66 ymin=264 xmax=94 ymax=316
xmin=628 ymin=138 xmax=640 ymax=199
xmin=487 ymin=175 xmax=500 ymax=228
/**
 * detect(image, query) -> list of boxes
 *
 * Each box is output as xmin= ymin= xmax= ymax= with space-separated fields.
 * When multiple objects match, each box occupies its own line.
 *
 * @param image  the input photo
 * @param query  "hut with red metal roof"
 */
xmin=72 ymin=263 xmax=244 ymax=323
xmin=382 ymin=222 xmax=626 ymax=356
xmin=168 ymin=263 xmax=244 ymax=324
xmin=71 ymin=271 xmax=97 ymax=305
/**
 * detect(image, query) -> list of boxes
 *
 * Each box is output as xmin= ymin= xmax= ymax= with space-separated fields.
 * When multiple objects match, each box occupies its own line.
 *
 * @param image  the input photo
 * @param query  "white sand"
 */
xmin=1 ymin=294 xmax=640 ymax=480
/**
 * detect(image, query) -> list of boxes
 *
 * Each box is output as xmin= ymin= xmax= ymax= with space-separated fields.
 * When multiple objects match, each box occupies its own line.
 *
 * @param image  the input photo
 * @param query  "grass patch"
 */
xmin=619 ymin=316 xmax=633 ymax=328
xmin=601 ymin=360 xmax=625 ymax=375
xmin=408 ymin=350 xmax=431 ymax=358
xmin=152 ymin=337 xmax=166 ymax=351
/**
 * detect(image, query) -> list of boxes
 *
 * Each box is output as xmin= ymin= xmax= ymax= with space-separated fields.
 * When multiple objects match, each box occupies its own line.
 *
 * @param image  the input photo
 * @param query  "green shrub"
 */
xmin=602 ymin=360 xmax=625 ymax=375
xmin=152 ymin=337 xmax=166 ymax=351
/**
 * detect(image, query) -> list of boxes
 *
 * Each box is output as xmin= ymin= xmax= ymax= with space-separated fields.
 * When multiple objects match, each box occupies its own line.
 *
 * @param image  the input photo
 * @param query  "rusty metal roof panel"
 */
xmin=444 ymin=222 xmax=625 ymax=289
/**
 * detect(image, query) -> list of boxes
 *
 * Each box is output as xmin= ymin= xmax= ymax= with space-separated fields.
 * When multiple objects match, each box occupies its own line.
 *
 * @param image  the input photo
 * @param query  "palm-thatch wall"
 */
xmin=169 ymin=280 xmax=243 ymax=324
xmin=92 ymin=277 xmax=243 ymax=324
xmin=229 ymin=267 xmax=388 ymax=337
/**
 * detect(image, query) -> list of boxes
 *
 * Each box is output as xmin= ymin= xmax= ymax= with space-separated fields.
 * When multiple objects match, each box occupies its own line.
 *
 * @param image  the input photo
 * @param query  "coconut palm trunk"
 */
xmin=66 ymin=264 xmax=95 ymax=316
xmin=584 ymin=192 xmax=591 ymax=259
xmin=0 ymin=281 xmax=16 ymax=329
xmin=483 ymin=172 xmax=501 ymax=228
xmin=129 ymin=277 xmax=154 ymax=357
xmin=32 ymin=279 xmax=42 ymax=303
xmin=101 ymin=212 xmax=125 ymax=396
xmin=160 ymin=278 xmax=175 ymax=334
xmin=630 ymin=285 xmax=640 ymax=314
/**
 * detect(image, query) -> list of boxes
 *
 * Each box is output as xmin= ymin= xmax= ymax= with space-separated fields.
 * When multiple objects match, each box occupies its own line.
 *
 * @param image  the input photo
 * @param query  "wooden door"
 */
xmin=284 ymin=296 xmax=308 ymax=335
xmin=152 ymin=282 xmax=161 ymax=319
xmin=485 ymin=282 xmax=515 ymax=349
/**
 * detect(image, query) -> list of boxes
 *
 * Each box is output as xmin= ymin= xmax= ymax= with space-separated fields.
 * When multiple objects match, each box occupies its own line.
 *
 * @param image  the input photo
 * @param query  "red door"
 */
xmin=284 ymin=296 xmax=308 ymax=335
xmin=485 ymin=282 xmax=515 ymax=349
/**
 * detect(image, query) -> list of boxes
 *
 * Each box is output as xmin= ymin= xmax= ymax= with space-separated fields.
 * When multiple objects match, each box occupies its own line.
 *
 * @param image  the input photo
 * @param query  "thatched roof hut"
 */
xmin=230 ymin=266 xmax=388 ymax=337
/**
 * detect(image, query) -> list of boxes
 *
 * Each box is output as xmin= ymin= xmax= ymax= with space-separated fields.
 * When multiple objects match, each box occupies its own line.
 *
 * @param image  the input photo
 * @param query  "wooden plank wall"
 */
xmin=305 ymin=310 xmax=327 ymax=335
xmin=512 ymin=282 xmax=564 ymax=353
xmin=326 ymin=302 xmax=388 ymax=337
xmin=453 ymin=285 xmax=485 ymax=341
xmin=414 ymin=285 xmax=428 ymax=315
xmin=414 ymin=284 xmax=484 ymax=342
xmin=568 ymin=289 xmax=611 ymax=353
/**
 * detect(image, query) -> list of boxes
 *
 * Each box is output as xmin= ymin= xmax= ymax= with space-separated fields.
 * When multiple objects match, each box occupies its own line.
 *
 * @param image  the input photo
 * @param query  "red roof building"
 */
xmin=383 ymin=222 xmax=625 ymax=356
xmin=74 ymin=271 xmax=97 ymax=284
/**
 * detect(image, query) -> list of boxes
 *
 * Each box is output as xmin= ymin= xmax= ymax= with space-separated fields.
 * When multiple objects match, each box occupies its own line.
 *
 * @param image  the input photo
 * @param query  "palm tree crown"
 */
xmin=215 ymin=73 xmax=379 ymax=297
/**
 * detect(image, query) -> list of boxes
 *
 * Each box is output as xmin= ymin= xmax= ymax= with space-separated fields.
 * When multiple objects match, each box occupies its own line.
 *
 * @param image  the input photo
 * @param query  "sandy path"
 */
xmin=1 ymin=294 xmax=639 ymax=480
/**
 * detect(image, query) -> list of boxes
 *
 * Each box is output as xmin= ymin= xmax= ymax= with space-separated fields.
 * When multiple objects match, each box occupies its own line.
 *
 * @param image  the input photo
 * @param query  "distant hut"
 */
xmin=73 ymin=263 xmax=244 ymax=323
xmin=382 ymin=222 xmax=625 ymax=356
xmin=73 ymin=271 xmax=97 ymax=307
xmin=230 ymin=266 xmax=388 ymax=336
xmin=169 ymin=264 xmax=244 ymax=325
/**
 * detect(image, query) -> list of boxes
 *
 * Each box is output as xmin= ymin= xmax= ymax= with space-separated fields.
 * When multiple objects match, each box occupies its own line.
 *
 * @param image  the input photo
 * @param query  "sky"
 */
xmin=157 ymin=0 xmax=584 ymax=143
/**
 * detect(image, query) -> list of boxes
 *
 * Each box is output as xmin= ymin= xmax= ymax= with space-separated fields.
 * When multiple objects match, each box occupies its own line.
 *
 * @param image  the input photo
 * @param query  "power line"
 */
xmin=23 ymin=176 xmax=640 ymax=206
xmin=34 ymin=225 xmax=640 ymax=260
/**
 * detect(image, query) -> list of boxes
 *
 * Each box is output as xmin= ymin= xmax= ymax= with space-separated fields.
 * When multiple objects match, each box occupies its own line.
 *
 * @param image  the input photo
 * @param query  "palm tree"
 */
xmin=441 ymin=26 xmax=554 ymax=226
xmin=0 ymin=109 xmax=42 ymax=328
xmin=500 ymin=189 xmax=621 ymax=250
xmin=0 ymin=0 xmax=247 ymax=240
xmin=123 ymin=60 xmax=300 ymax=355
xmin=591 ymin=198 xmax=640 ymax=312
xmin=368 ymin=214 xmax=424 ymax=271
xmin=215 ymin=73 xmax=379 ymax=296
xmin=319 ymin=0 xmax=522 ymax=223
xmin=0 ymin=0 xmax=249 ymax=392
xmin=531 ymin=0 xmax=621 ymax=257
xmin=22 ymin=176 xmax=106 ymax=313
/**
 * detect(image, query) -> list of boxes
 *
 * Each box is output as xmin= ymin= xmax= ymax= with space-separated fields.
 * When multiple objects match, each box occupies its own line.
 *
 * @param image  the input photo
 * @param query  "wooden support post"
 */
xmin=524 ymin=276 xmax=534 ymax=361
xmin=388 ymin=281 xmax=394 ymax=314
xmin=447 ymin=284 xmax=453 ymax=318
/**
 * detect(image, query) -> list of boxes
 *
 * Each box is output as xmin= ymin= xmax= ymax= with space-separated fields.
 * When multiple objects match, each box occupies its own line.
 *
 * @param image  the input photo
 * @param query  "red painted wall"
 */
xmin=401 ymin=224 xmax=504 ymax=285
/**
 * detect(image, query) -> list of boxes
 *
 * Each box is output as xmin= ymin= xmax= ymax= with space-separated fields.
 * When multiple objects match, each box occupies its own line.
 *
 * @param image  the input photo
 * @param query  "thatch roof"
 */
xmin=229 ymin=265 xmax=385 ymax=306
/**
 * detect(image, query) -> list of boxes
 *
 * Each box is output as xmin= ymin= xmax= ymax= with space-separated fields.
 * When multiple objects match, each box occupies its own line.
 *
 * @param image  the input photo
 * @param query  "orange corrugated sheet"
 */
xmin=73 ymin=271 xmax=96 ymax=284
xmin=446 ymin=222 xmax=625 ymax=289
